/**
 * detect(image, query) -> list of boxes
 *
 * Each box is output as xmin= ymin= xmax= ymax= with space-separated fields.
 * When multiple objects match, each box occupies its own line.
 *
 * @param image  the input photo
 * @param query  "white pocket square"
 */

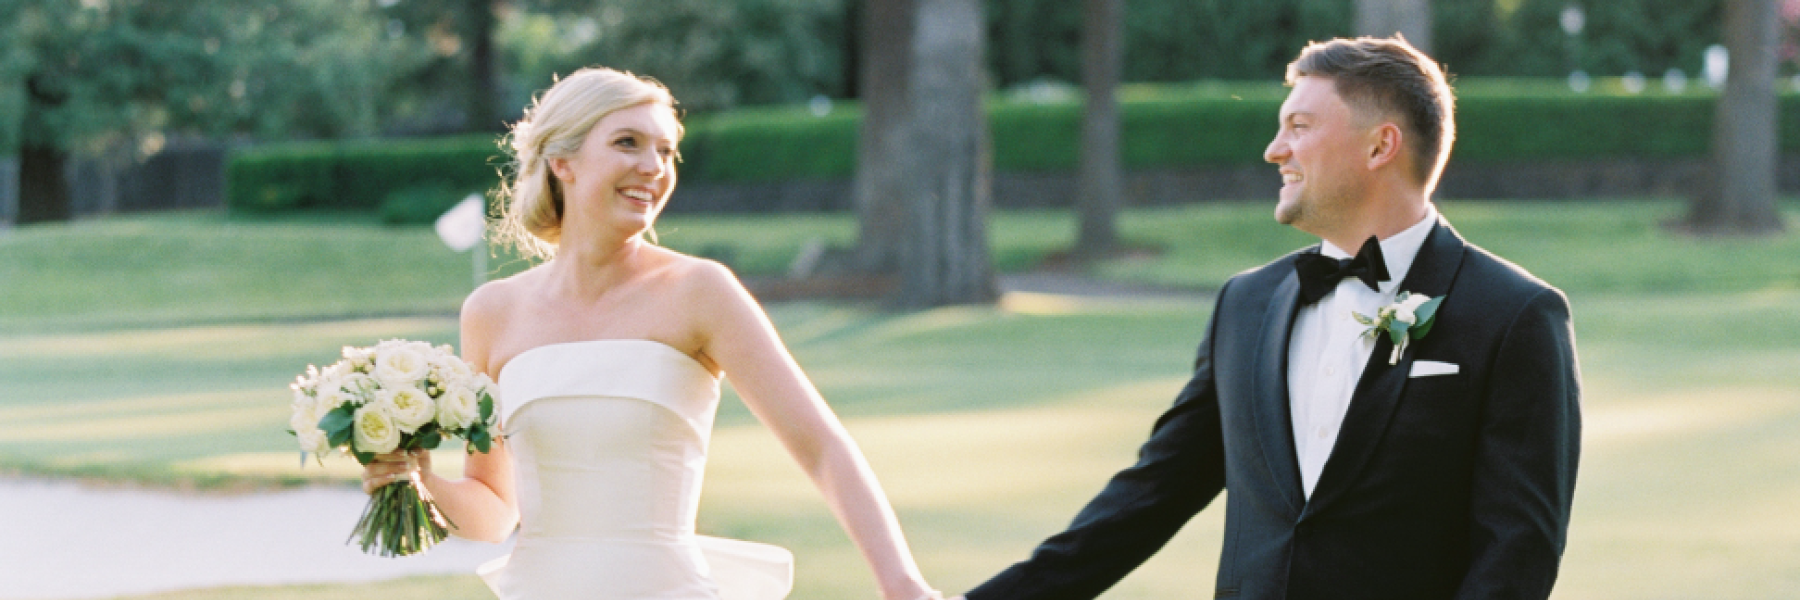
xmin=1409 ymin=360 xmax=1460 ymax=377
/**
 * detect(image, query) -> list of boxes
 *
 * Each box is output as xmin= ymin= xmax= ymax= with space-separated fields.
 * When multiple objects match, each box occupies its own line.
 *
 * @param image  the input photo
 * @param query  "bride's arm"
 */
xmin=691 ymin=262 xmax=937 ymax=600
xmin=364 ymin=285 xmax=520 ymax=543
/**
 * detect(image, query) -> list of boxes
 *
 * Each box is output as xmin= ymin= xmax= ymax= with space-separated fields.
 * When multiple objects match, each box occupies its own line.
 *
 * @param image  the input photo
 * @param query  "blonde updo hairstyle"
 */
xmin=493 ymin=67 xmax=680 ymax=260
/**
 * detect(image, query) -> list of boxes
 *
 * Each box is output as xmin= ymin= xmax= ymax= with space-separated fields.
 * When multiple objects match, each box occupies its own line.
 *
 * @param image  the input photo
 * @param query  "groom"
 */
xmin=956 ymin=37 xmax=1580 ymax=600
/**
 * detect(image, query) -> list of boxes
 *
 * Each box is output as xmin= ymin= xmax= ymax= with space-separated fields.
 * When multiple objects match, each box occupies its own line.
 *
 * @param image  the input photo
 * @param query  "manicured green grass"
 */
xmin=1 ymin=202 xmax=1796 ymax=598
xmin=6 ymin=199 xmax=1793 ymax=335
xmin=0 ymin=209 xmax=1062 ymax=334
xmin=1098 ymin=198 xmax=1800 ymax=294
xmin=46 ymin=289 xmax=1798 ymax=600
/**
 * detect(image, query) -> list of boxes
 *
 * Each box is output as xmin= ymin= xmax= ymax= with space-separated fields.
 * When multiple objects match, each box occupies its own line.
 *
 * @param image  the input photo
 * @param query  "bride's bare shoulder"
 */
xmin=646 ymin=246 xmax=745 ymax=298
xmin=462 ymin=264 xmax=547 ymax=323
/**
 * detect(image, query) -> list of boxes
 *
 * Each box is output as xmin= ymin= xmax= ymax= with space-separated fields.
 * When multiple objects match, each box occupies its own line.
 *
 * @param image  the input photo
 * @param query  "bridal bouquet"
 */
xmin=288 ymin=339 xmax=500 ymax=557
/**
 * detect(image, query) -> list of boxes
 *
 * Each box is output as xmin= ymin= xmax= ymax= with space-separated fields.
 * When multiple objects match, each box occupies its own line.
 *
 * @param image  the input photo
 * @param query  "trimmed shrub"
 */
xmin=678 ymin=106 xmax=861 ymax=183
xmin=228 ymin=81 xmax=1800 ymax=214
xmin=227 ymin=134 xmax=503 ymax=214
xmin=379 ymin=184 xmax=484 ymax=225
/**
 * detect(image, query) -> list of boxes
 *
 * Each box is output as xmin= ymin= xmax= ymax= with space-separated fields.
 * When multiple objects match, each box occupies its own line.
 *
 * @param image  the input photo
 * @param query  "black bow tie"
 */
xmin=1294 ymin=236 xmax=1390 ymax=305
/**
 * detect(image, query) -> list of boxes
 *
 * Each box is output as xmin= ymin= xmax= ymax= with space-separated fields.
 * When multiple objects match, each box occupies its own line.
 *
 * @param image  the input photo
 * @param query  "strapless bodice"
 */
xmin=498 ymin=340 xmax=719 ymax=542
xmin=478 ymin=340 xmax=791 ymax=600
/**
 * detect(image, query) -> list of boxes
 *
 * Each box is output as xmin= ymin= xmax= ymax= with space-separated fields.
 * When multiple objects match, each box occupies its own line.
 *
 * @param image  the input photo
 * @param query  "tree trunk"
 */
xmin=18 ymin=72 xmax=71 ymax=225
xmin=850 ymin=0 xmax=917 ymax=273
xmin=894 ymin=0 xmax=995 ymax=308
xmin=465 ymin=0 xmax=502 ymax=132
xmin=1686 ymin=0 xmax=1786 ymax=235
xmin=1075 ymin=0 xmax=1123 ymax=258
xmin=1355 ymin=0 xmax=1433 ymax=53
xmin=17 ymin=145 xmax=70 ymax=225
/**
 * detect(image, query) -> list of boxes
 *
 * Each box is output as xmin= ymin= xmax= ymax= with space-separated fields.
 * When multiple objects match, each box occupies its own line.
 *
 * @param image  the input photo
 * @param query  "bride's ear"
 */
xmin=547 ymin=157 xmax=574 ymax=184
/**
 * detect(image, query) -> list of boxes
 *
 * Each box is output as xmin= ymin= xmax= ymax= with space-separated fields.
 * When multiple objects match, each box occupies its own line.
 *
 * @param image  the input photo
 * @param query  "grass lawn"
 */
xmin=1 ymin=200 xmax=1797 ymax=598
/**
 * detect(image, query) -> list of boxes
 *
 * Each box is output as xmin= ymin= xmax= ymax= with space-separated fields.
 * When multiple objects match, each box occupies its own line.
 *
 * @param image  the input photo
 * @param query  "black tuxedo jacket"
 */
xmin=967 ymin=219 xmax=1581 ymax=600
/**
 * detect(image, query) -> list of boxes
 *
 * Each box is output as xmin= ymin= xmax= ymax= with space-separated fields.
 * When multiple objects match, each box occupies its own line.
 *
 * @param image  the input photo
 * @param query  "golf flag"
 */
xmin=434 ymin=193 xmax=485 ymax=252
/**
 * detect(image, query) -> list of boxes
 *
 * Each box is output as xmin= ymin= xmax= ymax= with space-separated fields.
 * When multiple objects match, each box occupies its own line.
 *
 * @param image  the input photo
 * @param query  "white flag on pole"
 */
xmin=434 ymin=193 xmax=486 ymax=252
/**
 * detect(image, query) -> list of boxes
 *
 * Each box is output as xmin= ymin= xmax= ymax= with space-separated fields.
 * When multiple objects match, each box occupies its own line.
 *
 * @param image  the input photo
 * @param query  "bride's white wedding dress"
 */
xmin=477 ymin=339 xmax=793 ymax=599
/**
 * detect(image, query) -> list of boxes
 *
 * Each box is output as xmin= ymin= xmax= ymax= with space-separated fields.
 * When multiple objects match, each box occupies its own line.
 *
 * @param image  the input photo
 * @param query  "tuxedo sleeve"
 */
xmin=965 ymin=305 xmax=1229 ymax=600
xmin=1456 ymin=287 xmax=1582 ymax=600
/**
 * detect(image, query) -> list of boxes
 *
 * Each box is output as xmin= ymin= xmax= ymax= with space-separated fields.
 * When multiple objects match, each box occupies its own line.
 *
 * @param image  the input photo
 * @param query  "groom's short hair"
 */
xmin=1287 ymin=35 xmax=1456 ymax=191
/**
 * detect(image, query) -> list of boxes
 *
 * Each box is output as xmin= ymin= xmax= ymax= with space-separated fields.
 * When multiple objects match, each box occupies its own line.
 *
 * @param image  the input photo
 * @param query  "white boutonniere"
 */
xmin=1353 ymin=291 xmax=1443 ymax=365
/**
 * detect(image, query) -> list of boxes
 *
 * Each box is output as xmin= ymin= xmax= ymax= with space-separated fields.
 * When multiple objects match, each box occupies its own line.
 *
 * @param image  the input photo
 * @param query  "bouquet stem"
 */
xmin=348 ymin=473 xmax=456 ymax=557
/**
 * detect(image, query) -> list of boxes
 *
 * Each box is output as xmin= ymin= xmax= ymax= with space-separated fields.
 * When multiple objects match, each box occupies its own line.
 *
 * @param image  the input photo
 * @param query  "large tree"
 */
xmin=849 ymin=0 xmax=916 ymax=273
xmin=1684 ymin=0 xmax=1787 ymax=235
xmin=1355 ymin=0 xmax=1433 ymax=52
xmin=894 ymin=0 xmax=996 ymax=307
xmin=1075 ymin=0 xmax=1124 ymax=258
xmin=2 ymin=0 xmax=410 ymax=224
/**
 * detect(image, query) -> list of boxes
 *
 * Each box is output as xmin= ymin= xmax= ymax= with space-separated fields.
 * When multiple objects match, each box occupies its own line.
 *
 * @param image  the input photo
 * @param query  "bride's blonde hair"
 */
xmin=492 ymin=67 xmax=680 ymax=261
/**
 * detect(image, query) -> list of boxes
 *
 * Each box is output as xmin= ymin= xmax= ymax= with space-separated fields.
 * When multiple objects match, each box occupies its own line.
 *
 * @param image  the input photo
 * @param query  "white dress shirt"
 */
xmin=1287 ymin=207 xmax=1438 ymax=499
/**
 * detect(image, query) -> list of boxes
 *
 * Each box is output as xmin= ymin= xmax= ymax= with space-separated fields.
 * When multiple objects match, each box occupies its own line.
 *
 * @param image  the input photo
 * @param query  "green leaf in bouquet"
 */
xmin=320 ymin=404 xmax=357 ymax=447
xmin=416 ymin=428 xmax=443 ymax=450
xmin=353 ymin=449 xmax=376 ymax=465
xmin=479 ymin=393 xmax=495 ymax=422
xmin=469 ymin=428 xmax=492 ymax=454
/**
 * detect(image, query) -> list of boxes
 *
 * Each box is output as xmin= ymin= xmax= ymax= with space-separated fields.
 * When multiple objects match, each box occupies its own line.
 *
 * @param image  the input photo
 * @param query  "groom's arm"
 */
xmin=1455 ymin=287 xmax=1582 ymax=600
xmin=965 ymin=314 xmax=1229 ymax=600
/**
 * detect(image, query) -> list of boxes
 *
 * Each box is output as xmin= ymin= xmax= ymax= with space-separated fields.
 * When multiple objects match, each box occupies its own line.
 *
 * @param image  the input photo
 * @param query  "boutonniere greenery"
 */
xmin=1353 ymin=291 xmax=1443 ymax=365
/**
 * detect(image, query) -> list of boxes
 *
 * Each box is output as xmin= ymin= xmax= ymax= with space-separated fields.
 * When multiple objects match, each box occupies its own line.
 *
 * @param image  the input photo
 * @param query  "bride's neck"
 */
xmin=545 ymin=233 xmax=645 ymax=300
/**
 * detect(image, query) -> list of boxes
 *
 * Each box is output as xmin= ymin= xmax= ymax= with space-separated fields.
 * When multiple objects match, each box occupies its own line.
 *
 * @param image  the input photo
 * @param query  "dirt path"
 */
xmin=1 ymin=478 xmax=509 ymax=599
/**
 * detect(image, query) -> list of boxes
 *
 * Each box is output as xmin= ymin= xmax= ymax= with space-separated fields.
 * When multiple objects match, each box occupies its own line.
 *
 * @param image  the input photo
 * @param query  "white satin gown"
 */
xmin=477 ymin=340 xmax=793 ymax=599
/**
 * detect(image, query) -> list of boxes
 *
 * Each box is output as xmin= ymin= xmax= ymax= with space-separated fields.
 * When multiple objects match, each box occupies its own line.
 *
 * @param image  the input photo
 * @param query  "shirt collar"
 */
xmin=1318 ymin=204 xmax=1439 ymax=295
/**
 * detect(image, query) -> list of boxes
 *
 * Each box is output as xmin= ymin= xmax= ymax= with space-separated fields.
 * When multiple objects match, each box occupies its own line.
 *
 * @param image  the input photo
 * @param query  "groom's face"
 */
xmin=1265 ymin=76 xmax=1372 ymax=236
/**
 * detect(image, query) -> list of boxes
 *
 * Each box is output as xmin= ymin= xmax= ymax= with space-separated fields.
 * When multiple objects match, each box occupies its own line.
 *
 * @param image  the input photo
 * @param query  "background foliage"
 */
xmin=226 ymin=81 xmax=1800 ymax=214
xmin=2 ymin=0 xmax=1786 ymax=162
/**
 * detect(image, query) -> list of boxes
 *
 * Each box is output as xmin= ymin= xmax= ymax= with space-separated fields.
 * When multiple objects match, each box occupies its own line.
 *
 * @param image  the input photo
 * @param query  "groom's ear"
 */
xmin=1365 ymin=121 xmax=1405 ymax=172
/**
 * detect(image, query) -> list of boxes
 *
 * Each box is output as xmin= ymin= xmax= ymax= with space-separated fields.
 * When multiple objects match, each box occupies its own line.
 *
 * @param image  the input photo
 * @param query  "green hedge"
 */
xmin=227 ymin=135 xmax=504 ymax=213
xmin=227 ymin=81 xmax=1800 ymax=213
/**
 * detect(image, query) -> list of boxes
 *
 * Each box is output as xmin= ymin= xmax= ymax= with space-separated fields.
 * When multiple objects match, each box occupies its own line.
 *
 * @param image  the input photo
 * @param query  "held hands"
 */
xmin=360 ymin=449 xmax=431 ymax=495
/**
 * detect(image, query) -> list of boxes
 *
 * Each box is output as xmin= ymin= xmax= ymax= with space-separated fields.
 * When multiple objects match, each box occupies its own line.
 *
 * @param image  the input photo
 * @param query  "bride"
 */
xmin=361 ymin=67 xmax=940 ymax=600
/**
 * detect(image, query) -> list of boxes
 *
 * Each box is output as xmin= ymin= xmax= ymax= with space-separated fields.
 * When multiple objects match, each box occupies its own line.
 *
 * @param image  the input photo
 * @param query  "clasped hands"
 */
xmin=360 ymin=449 xmax=430 ymax=495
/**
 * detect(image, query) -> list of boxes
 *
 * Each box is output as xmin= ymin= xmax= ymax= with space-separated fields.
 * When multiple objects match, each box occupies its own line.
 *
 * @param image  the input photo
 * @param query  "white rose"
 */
xmin=339 ymin=373 xmax=377 ymax=397
xmin=322 ymin=360 xmax=353 ymax=383
xmin=342 ymin=346 xmax=375 ymax=372
xmin=1393 ymin=293 xmax=1432 ymax=326
xmin=296 ymin=427 xmax=331 ymax=456
xmin=381 ymin=385 xmax=437 ymax=433
xmin=316 ymin=385 xmax=357 ymax=413
xmin=290 ymin=390 xmax=324 ymax=432
xmin=431 ymin=353 xmax=473 ymax=383
xmin=352 ymin=404 xmax=402 ymax=454
xmin=436 ymin=385 xmax=480 ymax=431
xmin=374 ymin=344 xmax=430 ymax=388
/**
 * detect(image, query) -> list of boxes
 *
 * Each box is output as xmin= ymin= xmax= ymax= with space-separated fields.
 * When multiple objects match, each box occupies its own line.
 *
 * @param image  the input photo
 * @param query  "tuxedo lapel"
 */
xmin=1304 ymin=219 xmax=1467 ymax=515
xmin=1251 ymin=269 xmax=1307 ymax=516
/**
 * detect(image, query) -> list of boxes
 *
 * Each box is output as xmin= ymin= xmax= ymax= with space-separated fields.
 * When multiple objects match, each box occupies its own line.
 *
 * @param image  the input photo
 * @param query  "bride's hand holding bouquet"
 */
xmin=288 ymin=339 xmax=500 ymax=557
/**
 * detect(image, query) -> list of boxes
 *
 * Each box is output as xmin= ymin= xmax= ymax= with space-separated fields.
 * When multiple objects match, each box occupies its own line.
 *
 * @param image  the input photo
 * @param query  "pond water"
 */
xmin=0 ymin=478 xmax=510 ymax=599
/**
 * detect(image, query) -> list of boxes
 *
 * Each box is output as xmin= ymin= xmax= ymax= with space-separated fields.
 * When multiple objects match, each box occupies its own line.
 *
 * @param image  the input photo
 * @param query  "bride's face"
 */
xmin=549 ymin=102 xmax=680 ymax=238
